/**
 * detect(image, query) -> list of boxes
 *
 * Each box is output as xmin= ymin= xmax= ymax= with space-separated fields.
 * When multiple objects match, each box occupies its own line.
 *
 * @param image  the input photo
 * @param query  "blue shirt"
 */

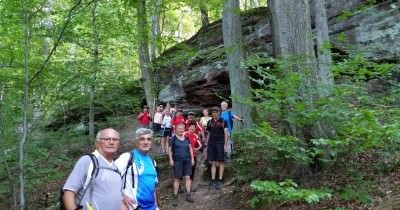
xmin=220 ymin=110 xmax=234 ymax=134
xmin=133 ymin=149 xmax=158 ymax=210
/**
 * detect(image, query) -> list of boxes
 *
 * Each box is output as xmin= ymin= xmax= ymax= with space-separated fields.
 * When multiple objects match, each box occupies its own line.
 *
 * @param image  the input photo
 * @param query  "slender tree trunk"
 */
xmin=199 ymin=0 xmax=209 ymax=27
xmin=150 ymin=0 xmax=161 ymax=62
xmin=20 ymin=0 xmax=30 ymax=208
xmin=137 ymin=0 xmax=155 ymax=112
xmin=0 ymin=87 xmax=17 ymax=209
xmin=314 ymin=0 xmax=334 ymax=98
xmin=89 ymin=0 xmax=98 ymax=140
xmin=222 ymin=0 xmax=252 ymax=129
xmin=313 ymin=0 xmax=336 ymax=168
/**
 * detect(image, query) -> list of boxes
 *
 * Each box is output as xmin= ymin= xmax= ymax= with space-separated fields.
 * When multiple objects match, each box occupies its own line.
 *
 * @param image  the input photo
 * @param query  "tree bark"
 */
xmin=222 ymin=0 xmax=253 ymax=129
xmin=314 ymin=0 xmax=334 ymax=98
xmin=20 ymin=0 xmax=30 ymax=208
xmin=150 ymin=0 xmax=161 ymax=62
xmin=199 ymin=0 xmax=209 ymax=27
xmin=0 ymin=87 xmax=17 ymax=209
xmin=89 ymin=0 xmax=98 ymax=141
xmin=269 ymin=0 xmax=316 ymax=105
xmin=137 ymin=0 xmax=155 ymax=112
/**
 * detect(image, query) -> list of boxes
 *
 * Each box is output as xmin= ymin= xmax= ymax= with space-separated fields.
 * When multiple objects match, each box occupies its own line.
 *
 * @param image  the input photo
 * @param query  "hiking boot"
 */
xmin=172 ymin=194 xmax=178 ymax=206
xmin=208 ymin=180 xmax=216 ymax=190
xmin=215 ymin=180 xmax=222 ymax=190
xmin=178 ymin=186 xmax=184 ymax=193
xmin=191 ymin=186 xmax=197 ymax=192
xmin=186 ymin=193 xmax=194 ymax=202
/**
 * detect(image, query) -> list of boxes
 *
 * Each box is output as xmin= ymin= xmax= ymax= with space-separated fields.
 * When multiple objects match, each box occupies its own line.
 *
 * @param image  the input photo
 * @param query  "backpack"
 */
xmin=59 ymin=153 xmax=120 ymax=210
xmin=122 ymin=151 xmax=157 ymax=189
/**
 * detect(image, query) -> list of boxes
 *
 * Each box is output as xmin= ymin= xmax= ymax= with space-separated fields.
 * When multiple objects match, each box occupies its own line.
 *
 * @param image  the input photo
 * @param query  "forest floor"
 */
xmin=115 ymin=117 xmax=400 ymax=210
xmin=118 ymin=120 xmax=244 ymax=210
xmin=37 ymin=116 xmax=400 ymax=210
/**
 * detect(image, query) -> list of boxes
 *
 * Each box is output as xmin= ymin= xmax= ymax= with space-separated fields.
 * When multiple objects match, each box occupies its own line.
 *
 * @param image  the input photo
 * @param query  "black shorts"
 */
xmin=162 ymin=128 xmax=172 ymax=137
xmin=207 ymin=142 xmax=225 ymax=161
xmin=152 ymin=123 xmax=161 ymax=133
xmin=173 ymin=159 xmax=192 ymax=179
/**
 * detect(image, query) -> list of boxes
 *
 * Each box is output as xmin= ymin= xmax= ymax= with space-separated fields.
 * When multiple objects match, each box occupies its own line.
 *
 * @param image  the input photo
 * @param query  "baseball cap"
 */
xmin=211 ymin=106 xmax=220 ymax=112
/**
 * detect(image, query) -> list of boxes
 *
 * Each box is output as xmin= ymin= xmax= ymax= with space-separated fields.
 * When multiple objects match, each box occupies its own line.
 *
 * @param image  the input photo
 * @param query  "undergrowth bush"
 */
xmin=234 ymin=54 xmax=400 ymax=207
xmin=250 ymin=179 xmax=331 ymax=209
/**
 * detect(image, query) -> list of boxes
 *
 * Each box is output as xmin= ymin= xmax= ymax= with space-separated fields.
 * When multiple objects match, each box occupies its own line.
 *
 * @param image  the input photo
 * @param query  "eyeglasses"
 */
xmin=98 ymin=137 xmax=120 ymax=142
xmin=139 ymin=137 xmax=152 ymax=141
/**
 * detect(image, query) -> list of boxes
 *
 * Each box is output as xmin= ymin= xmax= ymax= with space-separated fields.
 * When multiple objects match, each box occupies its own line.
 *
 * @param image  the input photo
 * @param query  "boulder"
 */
xmin=156 ymin=1 xmax=400 ymax=109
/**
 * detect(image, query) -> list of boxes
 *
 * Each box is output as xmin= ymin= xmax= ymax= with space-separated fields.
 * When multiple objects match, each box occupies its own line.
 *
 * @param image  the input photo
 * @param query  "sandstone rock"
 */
xmin=157 ymin=0 xmax=400 ymax=109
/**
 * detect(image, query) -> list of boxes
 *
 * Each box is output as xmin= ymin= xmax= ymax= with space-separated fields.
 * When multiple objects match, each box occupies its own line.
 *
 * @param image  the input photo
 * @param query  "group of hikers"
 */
xmin=62 ymin=101 xmax=243 ymax=210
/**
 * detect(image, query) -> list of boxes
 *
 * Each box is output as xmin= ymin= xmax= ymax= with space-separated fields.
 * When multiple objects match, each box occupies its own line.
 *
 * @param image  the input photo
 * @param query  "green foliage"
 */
xmin=250 ymin=179 xmax=331 ymax=208
xmin=336 ymin=10 xmax=354 ymax=21
xmin=234 ymin=54 xmax=399 ymax=208
xmin=339 ymin=184 xmax=372 ymax=205
xmin=234 ymin=123 xmax=311 ymax=181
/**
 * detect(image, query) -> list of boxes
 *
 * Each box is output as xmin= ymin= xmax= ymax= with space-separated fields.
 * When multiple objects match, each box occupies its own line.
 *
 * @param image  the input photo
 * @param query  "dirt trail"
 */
xmin=118 ymin=120 xmax=241 ymax=210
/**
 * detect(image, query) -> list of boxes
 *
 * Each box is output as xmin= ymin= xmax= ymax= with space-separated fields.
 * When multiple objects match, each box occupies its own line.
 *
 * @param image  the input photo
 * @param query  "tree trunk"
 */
xmin=269 ymin=0 xmax=316 ymax=105
xmin=222 ymin=0 xmax=253 ymax=129
xmin=150 ymin=0 xmax=161 ymax=62
xmin=137 ymin=0 xmax=155 ymax=112
xmin=314 ymin=0 xmax=334 ymax=98
xmin=20 ymin=0 xmax=30 ymax=208
xmin=0 ymin=87 xmax=17 ymax=209
xmin=199 ymin=0 xmax=209 ymax=27
xmin=89 ymin=0 xmax=98 ymax=141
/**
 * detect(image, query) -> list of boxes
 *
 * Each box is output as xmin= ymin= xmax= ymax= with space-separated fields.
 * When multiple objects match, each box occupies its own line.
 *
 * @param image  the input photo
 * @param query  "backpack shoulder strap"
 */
xmin=82 ymin=154 xmax=98 ymax=190
xmin=76 ymin=154 xmax=98 ymax=207
xmin=122 ymin=152 xmax=134 ymax=189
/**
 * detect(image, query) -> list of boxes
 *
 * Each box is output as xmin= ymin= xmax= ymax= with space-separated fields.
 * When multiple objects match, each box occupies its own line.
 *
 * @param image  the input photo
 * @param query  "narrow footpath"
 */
xmin=118 ymin=121 xmax=242 ymax=210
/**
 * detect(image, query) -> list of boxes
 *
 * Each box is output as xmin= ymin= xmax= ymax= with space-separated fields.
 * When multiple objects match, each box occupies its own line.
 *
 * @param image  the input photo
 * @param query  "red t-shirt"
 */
xmin=184 ymin=131 xmax=200 ymax=157
xmin=138 ymin=111 xmax=151 ymax=126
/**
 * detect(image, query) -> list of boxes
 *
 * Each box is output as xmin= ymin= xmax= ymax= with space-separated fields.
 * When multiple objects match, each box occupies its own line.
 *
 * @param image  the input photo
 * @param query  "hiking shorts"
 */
xmin=152 ymin=123 xmax=161 ymax=133
xmin=207 ymin=142 xmax=225 ymax=162
xmin=173 ymin=159 xmax=192 ymax=179
xmin=162 ymin=127 xmax=172 ymax=137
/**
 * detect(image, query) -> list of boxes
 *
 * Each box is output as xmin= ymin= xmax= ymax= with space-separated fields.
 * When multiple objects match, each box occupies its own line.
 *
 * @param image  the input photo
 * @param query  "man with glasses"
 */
xmin=116 ymin=128 xmax=160 ymax=210
xmin=63 ymin=128 xmax=122 ymax=210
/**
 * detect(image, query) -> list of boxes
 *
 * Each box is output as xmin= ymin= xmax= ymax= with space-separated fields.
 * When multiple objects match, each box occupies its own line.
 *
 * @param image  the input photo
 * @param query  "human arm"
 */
xmin=189 ymin=144 xmax=195 ymax=166
xmin=169 ymin=144 xmax=174 ymax=166
xmin=137 ymin=112 xmax=143 ymax=120
xmin=62 ymin=156 xmax=92 ymax=210
xmin=154 ymin=188 xmax=160 ymax=210
xmin=63 ymin=190 xmax=80 ymax=210
xmin=115 ymin=153 xmax=137 ymax=209
xmin=224 ymin=128 xmax=228 ymax=153
xmin=233 ymin=114 xmax=244 ymax=122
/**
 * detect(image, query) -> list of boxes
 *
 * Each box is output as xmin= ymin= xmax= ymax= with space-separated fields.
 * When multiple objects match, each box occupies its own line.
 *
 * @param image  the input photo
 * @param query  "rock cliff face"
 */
xmin=156 ymin=0 xmax=400 ymax=109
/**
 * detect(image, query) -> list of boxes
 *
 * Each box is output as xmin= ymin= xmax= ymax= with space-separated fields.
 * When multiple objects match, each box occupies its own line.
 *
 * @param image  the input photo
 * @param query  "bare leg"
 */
xmin=173 ymin=178 xmax=180 ymax=195
xmin=161 ymin=136 xmax=166 ymax=154
xmin=211 ymin=161 xmax=217 ymax=180
xmin=218 ymin=161 xmax=224 ymax=180
xmin=185 ymin=176 xmax=191 ymax=193
xmin=165 ymin=136 xmax=170 ymax=154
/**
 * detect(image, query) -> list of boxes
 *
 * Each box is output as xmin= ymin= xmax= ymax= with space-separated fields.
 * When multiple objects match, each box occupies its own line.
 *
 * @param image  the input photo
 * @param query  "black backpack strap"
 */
xmin=122 ymin=152 xmax=133 ymax=189
xmin=88 ymin=154 xmax=99 ymax=177
xmin=76 ymin=154 xmax=98 ymax=207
